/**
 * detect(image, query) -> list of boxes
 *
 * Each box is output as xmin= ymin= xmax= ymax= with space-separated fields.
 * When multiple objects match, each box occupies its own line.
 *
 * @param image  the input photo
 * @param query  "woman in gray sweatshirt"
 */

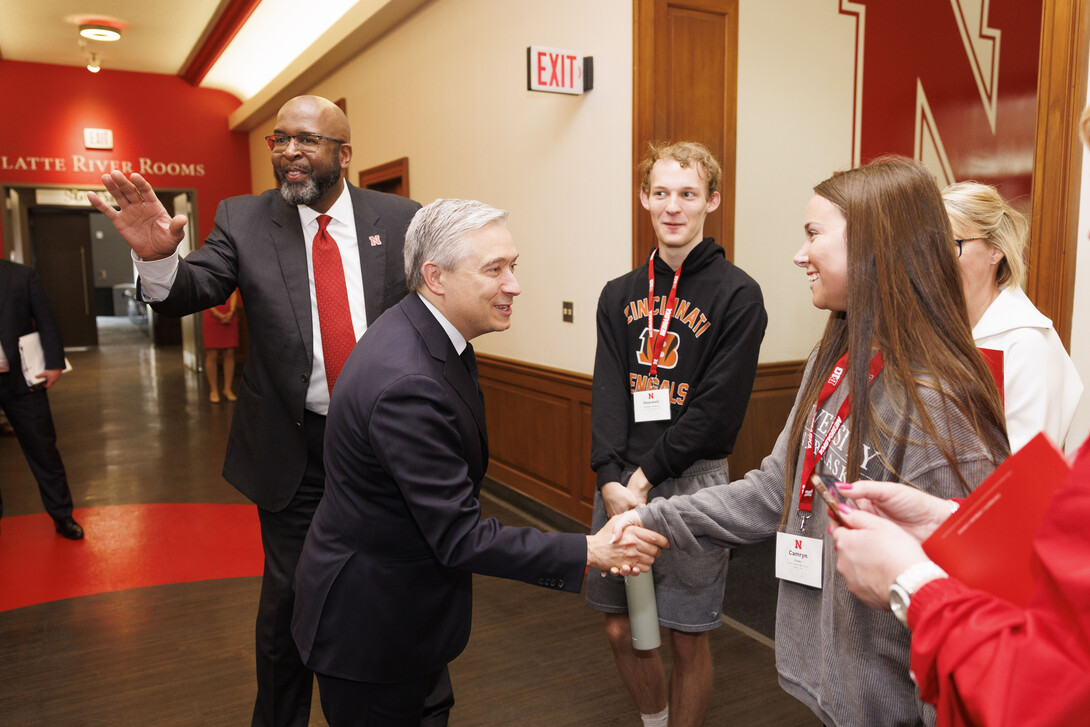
xmin=624 ymin=157 xmax=1009 ymax=727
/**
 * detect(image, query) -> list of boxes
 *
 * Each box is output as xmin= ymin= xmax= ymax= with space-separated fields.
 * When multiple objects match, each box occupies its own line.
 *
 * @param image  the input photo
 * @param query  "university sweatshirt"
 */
xmin=639 ymin=354 xmax=1003 ymax=727
xmin=590 ymin=238 xmax=767 ymax=487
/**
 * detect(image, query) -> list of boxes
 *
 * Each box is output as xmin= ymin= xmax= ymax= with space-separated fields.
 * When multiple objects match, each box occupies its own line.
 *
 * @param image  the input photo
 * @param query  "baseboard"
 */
xmin=476 ymin=354 xmax=805 ymax=526
xmin=480 ymin=477 xmax=589 ymax=535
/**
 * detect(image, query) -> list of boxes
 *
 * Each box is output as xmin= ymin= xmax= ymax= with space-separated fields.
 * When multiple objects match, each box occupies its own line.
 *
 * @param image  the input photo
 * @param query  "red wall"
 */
xmin=0 ymin=60 xmax=251 ymax=255
xmin=843 ymin=0 xmax=1042 ymax=205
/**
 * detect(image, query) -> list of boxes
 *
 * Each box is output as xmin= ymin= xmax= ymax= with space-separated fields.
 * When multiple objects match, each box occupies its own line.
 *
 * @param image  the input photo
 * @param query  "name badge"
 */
xmin=633 ymin=388 xmax=671 ymax=422
xmin=775 ymin=531 xmax=823 ymax=588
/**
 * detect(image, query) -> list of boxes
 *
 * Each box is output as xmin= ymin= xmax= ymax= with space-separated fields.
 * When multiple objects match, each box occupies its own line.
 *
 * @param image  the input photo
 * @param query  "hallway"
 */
xmin=0 ymin=318 xmax=818 ymax=725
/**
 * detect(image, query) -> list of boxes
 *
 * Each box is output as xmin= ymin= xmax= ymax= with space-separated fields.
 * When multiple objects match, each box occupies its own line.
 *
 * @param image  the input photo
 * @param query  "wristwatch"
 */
xmin=889 ymin=560 xmax=948 ymax=625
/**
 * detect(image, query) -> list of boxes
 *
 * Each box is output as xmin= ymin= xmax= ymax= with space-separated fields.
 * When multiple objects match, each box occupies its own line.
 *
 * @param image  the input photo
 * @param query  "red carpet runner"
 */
xmin=0 ymin=503 xmax=263 ymax=612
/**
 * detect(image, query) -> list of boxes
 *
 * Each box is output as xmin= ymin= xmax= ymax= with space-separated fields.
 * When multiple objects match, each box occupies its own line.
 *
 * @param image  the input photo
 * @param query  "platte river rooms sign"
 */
xmin=0 ymin=155 xmax=206 ymax=177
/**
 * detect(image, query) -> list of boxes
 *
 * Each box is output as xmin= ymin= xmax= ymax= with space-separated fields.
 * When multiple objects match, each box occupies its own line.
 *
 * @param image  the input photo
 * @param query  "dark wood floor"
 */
xmin=0 ymin=317 xmax=819 ymax=726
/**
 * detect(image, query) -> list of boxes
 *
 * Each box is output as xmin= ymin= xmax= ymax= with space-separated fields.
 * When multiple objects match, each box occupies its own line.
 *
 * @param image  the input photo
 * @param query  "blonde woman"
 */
xmin=942 ymin=182 xmax=1083 ymax=450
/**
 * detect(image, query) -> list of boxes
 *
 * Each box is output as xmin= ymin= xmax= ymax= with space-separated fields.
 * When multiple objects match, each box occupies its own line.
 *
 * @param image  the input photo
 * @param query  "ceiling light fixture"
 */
xmin=80 ymin=23 xmax=121 ymax=42
xmin=87 ymin=53 xmax=101 ymax=73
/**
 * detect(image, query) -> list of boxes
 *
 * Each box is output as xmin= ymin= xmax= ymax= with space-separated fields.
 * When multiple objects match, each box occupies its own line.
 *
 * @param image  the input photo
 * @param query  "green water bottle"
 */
xmin=625 ymin=565 xmax=661 ymax=650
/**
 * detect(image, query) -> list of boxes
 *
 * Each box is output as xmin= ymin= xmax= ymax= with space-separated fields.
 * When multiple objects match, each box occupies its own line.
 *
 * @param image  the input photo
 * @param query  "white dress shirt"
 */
xmin=418 ymin=293 xmax=468 ymax=355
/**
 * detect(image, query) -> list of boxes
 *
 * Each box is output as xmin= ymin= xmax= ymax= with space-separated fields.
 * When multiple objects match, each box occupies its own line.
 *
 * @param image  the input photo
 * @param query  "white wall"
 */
xmin=734 ymin=1 xmax=858 ymax=362
xmin=248 ymin=0 xmax=867 ymax=373
xmin=251 ymin=0 xmax=633 ymax=373
xmin=253 ymin=0 xmax=1077 ymax=391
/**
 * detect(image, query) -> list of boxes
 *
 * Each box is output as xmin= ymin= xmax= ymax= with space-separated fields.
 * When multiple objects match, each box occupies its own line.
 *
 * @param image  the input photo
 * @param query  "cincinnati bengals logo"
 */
xmin=636 ymin=329 xmax=680 ymax=369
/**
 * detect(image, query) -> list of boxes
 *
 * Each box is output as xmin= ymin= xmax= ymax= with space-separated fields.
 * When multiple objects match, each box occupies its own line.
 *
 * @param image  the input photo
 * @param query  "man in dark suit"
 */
xmin=291 ymin=198 xmax=669 ymax=726
xmin=0 ymin=259 xmax=83 ymax=539
xmin=87 ymin=96 xmax=420 ymax=727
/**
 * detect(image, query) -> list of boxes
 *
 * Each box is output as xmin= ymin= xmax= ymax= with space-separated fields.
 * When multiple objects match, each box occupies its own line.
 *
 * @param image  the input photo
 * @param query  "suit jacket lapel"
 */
xmin=349 ymin=184 xmax=390 ymax=325
xmin=268 ymin=197 xmax=315 ymax=364
xmin=449 ymin=353 xmax=488 ymax=463
xmin=403 ymin=295 xmax=488 ymax=447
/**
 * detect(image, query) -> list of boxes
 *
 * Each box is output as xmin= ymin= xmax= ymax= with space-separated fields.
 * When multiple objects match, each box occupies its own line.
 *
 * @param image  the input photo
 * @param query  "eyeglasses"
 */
xmin=265 ymin=133 xmax=345 ymax=153
xmin=954 ymin=237 xmax=987 ymax=257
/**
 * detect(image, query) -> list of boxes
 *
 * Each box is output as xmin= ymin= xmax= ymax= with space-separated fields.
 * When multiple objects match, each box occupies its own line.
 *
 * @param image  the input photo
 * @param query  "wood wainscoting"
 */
xmin=478 ymin=354 xmax=804 ymax=525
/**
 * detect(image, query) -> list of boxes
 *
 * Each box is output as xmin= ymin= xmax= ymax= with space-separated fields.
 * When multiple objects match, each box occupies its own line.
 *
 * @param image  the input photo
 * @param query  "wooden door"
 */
xmin=633 ymin=0 xmax=739 ymax=266
xmin=359 ymin=157 xmax=410 ymax=198
xmin=28 ymin=208 xmax=97 ymax=349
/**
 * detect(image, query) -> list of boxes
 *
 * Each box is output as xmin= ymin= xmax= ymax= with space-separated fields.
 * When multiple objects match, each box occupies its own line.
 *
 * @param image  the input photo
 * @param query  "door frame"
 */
xmin=1027 ymin=0 xmax=1090 ymax=347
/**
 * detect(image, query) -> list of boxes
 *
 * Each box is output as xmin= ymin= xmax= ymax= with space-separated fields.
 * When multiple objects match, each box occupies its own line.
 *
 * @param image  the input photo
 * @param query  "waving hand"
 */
xmin=87 ymin=172 xmax=187 ymax=261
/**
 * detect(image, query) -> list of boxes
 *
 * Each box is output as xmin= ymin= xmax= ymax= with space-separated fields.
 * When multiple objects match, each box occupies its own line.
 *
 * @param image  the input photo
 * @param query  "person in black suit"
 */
xmin=87 ymin=96 xmax=420 ymax=727
xmin=291 ymin=198 xmax=670 ymax=726
xmin=0 ymin=259 xmax=83 ymax=539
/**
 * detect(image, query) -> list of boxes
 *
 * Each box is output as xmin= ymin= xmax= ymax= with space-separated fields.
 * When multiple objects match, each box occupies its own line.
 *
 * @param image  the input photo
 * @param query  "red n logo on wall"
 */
xmin=839 ymin=0 xmax=1042 ymax=199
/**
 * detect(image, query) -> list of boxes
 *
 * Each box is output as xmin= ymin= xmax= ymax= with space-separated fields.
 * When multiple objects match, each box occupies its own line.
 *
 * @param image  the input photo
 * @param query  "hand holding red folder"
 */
xmin=831 ymin=433 xmax=1072 ymax=611
xmin=922 ymin=433 xmax=1070 ymax=608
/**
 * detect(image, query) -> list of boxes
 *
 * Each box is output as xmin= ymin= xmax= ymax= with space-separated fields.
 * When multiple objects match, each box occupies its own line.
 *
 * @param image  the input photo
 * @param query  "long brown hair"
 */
xmin=781 ymin=157 xmax=1008 ymax=524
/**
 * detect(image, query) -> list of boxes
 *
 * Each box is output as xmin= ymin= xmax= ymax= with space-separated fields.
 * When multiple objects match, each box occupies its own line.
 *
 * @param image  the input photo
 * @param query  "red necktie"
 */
xmin=313 ymin=214 xmax=356 ymax=394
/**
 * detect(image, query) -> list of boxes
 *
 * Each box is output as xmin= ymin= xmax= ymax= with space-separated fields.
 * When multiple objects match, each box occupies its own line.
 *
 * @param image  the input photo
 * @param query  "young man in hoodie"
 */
xmin=588 ymin=142 xmax=767 ymax=727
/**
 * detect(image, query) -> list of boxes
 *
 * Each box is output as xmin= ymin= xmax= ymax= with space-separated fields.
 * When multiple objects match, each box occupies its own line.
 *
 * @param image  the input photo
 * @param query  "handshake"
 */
xmin=585 ymin=510 xmax=665 ymax=576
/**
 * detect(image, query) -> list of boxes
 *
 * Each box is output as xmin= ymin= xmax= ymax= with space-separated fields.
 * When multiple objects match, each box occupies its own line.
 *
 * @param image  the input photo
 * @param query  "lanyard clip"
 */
xmin=797 ymin=511 xmax=810 ymax=533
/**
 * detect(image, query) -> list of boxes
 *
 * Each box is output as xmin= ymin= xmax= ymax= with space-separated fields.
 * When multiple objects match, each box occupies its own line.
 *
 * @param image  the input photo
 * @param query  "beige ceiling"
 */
xmin=0 ymin=0 xmax=225 ymax=75
xmin=0 ymin=0 xmax=434 ymax=130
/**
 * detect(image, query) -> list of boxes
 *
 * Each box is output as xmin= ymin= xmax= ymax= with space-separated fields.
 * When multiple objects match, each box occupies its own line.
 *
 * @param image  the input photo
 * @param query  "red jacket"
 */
xmin=907 ymin=438 xmax=1090 ymax=727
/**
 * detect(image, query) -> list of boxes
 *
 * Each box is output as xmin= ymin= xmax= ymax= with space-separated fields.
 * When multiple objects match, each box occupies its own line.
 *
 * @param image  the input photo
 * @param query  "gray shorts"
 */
xmin=585 ymin=458 xmax=730 ymax=633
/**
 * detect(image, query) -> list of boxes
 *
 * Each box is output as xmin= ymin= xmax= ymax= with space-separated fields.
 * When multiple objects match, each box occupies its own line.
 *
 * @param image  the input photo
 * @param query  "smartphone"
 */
xmin=810 ymin=474 xmax=852 ymax=527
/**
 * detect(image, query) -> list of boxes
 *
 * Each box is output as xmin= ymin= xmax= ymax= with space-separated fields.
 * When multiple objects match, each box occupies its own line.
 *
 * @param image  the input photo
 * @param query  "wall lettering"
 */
xmin=0 ymin=154 xmax=206 ymax=177
xmin=0 ymin=156 xmax=67 ymax=171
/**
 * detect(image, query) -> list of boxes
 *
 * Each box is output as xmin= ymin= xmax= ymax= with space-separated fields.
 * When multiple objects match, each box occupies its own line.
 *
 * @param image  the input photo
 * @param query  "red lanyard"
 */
xmin=646 ymin=250 xmax=683 ymax=377
xmin=798 ymin=351 xmax=885 ymax=513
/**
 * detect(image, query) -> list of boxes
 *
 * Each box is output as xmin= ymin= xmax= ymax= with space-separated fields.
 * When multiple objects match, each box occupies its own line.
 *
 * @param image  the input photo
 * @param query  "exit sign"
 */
xmin=527 ymin=46 xmax=594 ymax=95
xmin=84 ymin=128 xmax=114 ymax=150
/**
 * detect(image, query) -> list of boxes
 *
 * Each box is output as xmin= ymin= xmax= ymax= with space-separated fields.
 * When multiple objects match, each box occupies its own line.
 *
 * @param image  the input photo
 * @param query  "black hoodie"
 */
xmin=591 ymin=238 xmax=767 ymax=487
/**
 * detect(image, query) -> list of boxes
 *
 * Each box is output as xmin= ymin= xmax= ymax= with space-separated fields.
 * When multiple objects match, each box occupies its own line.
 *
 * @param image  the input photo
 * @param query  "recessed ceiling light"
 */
xmin=80 ymin=24 xmax=122 ymax=42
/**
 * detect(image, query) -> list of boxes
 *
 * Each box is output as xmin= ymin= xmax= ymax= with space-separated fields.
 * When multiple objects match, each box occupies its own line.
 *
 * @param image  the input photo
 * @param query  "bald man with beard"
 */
xmin=89 ymin=96 xmax=423 ymax=727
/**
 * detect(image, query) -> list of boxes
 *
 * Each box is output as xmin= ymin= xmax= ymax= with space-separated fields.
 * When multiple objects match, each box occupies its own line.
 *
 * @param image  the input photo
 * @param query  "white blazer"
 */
xmin=974 ymin=286 xmax=1084 ymax=451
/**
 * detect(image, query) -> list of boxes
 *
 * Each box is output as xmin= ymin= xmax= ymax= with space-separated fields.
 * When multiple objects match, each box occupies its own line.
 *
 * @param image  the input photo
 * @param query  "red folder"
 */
xmin=922 ymin=433 xmax=1070 ymax=607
